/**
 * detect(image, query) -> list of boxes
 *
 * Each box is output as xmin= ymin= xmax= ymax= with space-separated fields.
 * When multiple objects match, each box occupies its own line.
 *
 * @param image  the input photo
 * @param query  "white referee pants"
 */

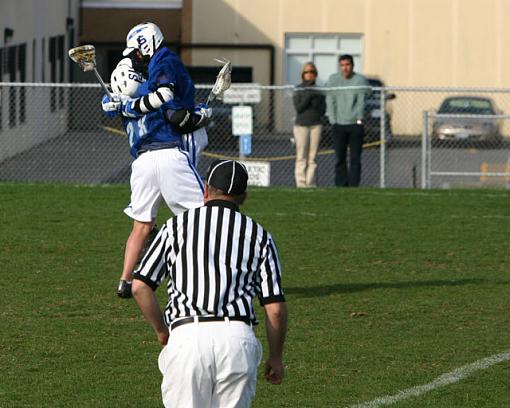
xmin=158 ymin=320 xmax=262 ymax=408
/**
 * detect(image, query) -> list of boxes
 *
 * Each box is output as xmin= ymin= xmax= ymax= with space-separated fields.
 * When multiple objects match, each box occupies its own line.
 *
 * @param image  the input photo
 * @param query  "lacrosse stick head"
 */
xmin=210 ymin=58 xmax=232 ymax=101
xmin=68 ymin=45 xmax=97 ymax=72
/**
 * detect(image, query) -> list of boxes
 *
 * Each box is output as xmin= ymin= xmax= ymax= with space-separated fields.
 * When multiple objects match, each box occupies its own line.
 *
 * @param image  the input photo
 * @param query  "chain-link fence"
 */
xmin=2 ymin=82 xmax=510 ymax=188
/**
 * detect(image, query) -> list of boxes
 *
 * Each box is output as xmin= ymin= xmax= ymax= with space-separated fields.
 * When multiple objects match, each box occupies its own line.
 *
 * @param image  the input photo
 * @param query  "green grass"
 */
xmin=1 ymin=183 xmax=509 ymax=407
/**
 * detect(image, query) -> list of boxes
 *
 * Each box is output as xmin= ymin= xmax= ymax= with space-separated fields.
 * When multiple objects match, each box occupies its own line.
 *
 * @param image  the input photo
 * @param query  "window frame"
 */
xmin=284 ymin=33 xmax=364 ymax=85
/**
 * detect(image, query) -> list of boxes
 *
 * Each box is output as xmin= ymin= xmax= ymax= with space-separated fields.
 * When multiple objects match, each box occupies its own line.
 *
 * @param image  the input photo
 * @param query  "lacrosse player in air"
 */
xmin=102 ymin=22 xmax=213 ymax=298
xmin=120 ymin=22 xmax=210 ymax=166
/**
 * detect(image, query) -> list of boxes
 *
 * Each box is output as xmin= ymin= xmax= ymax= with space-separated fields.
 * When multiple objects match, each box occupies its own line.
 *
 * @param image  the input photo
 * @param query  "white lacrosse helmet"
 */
xmin=110 ymin=62 xmax=145 ymax=97
xmin=124 ymin=22 xmax=164 ymax=59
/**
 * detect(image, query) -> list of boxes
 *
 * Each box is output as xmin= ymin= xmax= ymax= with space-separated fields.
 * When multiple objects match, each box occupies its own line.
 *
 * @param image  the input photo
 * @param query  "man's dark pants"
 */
xmin=332 ymin=124 xmax=364 ymax=187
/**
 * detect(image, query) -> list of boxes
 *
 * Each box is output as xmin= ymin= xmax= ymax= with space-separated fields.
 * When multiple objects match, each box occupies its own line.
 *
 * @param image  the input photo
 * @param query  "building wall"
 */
xmin=188 ymin=0 xmax=510 ymax=87
xmin=80 ymin=1 xmax=182 ymax=80
xmin=80 ymin=9 xmax=181 ymax=44
xmin=187 ymin=0 xmax=510 ymax=136
xmin=0 ymin=0 xmax=80 ymax=161
xmin=1 ymin=0 xmax=80 ymax=83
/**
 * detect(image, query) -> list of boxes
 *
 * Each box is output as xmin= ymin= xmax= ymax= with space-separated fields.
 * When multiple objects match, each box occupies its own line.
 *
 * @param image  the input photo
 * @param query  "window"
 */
xmin=19 ymin=44 xmax=26 ymax=123
xmin=49 ymin=35 xmax=66 ymax=111
xmin=8 ymin=46 xmax=17 ymax=128
xmin=0 ymin=48 xmax=3 ymax=131
xmin=284 ymin=34 xmax=363 ymax=85
xmin=49 ymin=37 xmax=56 ymax=112
xmin=58 ymin=35 xmax=65 ymax=108
xmin=0 ymin=43 xmax=28 ymax=129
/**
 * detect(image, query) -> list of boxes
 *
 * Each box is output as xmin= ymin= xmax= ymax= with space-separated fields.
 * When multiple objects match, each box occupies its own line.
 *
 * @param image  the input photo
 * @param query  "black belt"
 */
xmin=137 ymin=142 xmax=182 ymax=157
xmin=170 ymin=316 xmax=251 ymax=331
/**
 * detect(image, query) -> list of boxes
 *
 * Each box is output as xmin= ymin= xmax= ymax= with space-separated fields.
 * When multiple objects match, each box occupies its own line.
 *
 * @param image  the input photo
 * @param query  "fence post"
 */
xmin=421 ymin=110 xmax=428 ymax=189
xmin=379 ymin=87 xmax=386 ymax=188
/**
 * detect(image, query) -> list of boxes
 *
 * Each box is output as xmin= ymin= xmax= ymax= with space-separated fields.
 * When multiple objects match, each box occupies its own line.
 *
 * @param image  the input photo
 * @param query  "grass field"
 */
xmin=1 ymin=183 xmax=509 ymax=407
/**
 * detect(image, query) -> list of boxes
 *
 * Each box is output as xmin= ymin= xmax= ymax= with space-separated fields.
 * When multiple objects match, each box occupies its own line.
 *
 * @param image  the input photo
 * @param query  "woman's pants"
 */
xmin=293 ymin=124 xmax=322 ymax=187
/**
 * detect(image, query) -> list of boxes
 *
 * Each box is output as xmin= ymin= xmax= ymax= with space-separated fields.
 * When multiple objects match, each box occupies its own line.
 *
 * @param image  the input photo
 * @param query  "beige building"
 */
xmin=179 ymin=0 xmax=510 ymax=137
xmin=184 ymin=0 xmax=510 ymax=88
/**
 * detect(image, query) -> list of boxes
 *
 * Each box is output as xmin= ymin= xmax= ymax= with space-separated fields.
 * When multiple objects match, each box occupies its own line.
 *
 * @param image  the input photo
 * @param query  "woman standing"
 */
xmin=292 ymin=62 xmax=326 ymax=187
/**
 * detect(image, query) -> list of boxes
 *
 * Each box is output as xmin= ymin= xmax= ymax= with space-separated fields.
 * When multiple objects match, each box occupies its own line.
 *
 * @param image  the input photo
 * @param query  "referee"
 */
xmin=132 ymin=159 xmax=288 ymax=408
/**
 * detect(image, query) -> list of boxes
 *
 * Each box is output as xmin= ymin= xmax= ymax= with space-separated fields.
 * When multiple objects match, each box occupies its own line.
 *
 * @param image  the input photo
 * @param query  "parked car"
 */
xmin=321 ymin=77 xmax=396 ymax=147
xmin=205 ymin=100 xmax=235 ymax=150
xmin=431 ymin=96 xmax=503 ymax=147
xmin=364 ymin=78 xmax=396 ymax=143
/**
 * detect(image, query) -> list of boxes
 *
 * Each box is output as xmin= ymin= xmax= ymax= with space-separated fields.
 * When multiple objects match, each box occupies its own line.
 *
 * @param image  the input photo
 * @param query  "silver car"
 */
xmin=432 ymin=96 xmax=503 ymax=146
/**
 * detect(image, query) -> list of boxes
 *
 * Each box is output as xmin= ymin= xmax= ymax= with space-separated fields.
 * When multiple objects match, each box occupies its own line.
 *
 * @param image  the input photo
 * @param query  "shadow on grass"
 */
xmin=285 ymin=278 xmax=509 ymax=298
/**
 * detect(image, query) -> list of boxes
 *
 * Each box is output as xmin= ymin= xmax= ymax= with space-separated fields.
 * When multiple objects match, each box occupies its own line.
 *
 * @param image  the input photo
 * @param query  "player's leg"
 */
xmin=182 ymin=133 xmax=197 ymax=167
xmin=157 ymin=149 xmax=204 ymax=215
xmin=191 ymin=127 xmax=209 ymax=166
xmin=119 ymin=154 xmax=161 ymax=298
xmin=138 ymin=223 xmax=159 ymax=263
xmin=183 ymin=128 xmax=209 ymax=167
xmin=118 ymin=220 xmax=154 ymax=297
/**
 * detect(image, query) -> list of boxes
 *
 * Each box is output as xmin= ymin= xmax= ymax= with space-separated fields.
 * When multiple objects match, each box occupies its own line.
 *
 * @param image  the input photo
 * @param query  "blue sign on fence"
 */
xmin=239 ymin=134 xmax=252 ymax=156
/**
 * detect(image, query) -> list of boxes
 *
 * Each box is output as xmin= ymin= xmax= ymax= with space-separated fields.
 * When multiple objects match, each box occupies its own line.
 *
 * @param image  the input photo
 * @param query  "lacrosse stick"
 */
xmin=68 ymin=45 xmax=113 ymax=100
xmin=206 ymin=58 xmax=232 ymax=104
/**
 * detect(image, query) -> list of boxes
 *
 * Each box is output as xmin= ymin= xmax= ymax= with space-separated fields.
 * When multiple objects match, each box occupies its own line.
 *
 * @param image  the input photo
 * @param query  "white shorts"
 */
xmin=158 ymin=320 xmax=262 ymax=408
xmin=124 ymin=148 xmax=204 ymax=222
xmin=182 ymin=127 xmax=208 ymax=167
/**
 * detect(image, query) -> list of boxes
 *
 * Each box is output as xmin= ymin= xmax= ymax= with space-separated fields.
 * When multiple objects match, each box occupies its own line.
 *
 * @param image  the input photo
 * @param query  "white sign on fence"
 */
xmin=223 ymin=87 xmax=262 ymax=104
xmin=240 ymin=161 xmax=270 ymax=187
xmin=232 ymin=106 xmax=253 ymax=136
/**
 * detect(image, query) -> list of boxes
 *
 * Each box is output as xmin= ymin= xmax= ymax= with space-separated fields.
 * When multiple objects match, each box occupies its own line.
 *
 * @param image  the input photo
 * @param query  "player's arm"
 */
xmin=121 ymin=84 xmax=175 ymax=118
xmin=119 ymin=58 xmax=177 ymax=117
xmin=101 ymin=94 xmax=121 ymax=118
xmin=165 ymin=104 xmax=212 ymax=133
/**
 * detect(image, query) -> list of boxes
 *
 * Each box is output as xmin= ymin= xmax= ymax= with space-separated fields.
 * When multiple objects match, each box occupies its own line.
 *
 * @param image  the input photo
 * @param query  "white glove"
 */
xmin=195 ymin=103 xmax=212 ymax=119
xmin=120 ymin=96 xmax=141 ymax=118
xmin=102 ymin=94 xmax=121 ymax=113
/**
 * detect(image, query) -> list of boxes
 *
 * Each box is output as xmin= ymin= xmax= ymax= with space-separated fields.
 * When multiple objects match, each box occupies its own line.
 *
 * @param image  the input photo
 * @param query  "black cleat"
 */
xmin=117 ymin=279 xmax=132 ymax=298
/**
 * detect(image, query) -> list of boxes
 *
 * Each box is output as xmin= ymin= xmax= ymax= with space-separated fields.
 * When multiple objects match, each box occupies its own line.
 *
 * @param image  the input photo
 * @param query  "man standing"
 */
xmin=326 ymin=54 xmax=369 ymax=187
xmin=131 ymin=159 xmax=288 ymax=408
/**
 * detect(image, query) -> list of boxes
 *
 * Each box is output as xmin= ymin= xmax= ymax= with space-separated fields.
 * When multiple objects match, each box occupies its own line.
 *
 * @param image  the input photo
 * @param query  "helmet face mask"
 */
xmin=124 ymin=48 xmax=150 ymax=77
xmin=125 ymin=22 xmax=164 ymax=60
xmin=110 ymin=62 xmax=145 ymax=97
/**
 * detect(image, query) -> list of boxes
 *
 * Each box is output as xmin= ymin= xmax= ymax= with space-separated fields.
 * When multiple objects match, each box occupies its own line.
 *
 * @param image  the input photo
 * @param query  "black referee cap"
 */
xmin=206 ymin=159 xmax=248 ymax=195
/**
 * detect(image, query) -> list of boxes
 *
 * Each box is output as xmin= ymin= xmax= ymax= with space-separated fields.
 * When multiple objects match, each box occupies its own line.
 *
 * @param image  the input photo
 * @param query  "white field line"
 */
xmin=350 ymin=350 xmax=510 ymax=408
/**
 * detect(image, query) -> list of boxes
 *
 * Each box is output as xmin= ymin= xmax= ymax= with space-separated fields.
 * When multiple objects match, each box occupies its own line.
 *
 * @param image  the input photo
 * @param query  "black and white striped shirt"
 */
xmin=133 ymin=199 xmax=285 ymax=326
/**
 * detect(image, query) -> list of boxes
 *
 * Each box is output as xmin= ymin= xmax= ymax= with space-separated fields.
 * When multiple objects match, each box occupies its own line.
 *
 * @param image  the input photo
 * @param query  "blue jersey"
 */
xmin=138 ymin=47 xmax=196 ymax=111
xmin=122 ymin=110 xmax=182 ymax=158
xmin=118 ymin=47 xmax=196 ymax=157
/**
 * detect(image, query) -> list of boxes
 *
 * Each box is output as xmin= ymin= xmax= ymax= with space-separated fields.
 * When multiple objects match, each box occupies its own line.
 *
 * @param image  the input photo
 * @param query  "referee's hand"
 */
xmin=157 ymin=329 xmax=169 ymax=346
xmin=264 ymin=357 xmax=284 ymax=384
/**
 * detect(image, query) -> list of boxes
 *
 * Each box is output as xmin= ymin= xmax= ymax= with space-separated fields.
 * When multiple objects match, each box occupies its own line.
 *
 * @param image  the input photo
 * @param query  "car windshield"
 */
xmin=438 ymin=98 xmax=495 ymax=115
